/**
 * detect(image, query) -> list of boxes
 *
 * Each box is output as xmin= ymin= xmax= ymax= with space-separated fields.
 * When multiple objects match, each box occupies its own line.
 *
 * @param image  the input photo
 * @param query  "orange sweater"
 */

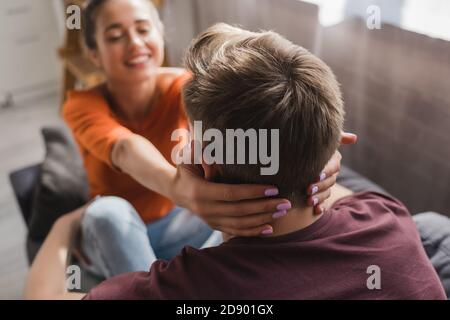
xmin=63 ymin=73 xmax=190 ymax=223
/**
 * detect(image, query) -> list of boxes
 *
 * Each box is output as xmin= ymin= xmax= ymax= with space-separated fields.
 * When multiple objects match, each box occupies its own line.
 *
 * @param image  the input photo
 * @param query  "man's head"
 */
xmin=183 ymin=24 xmax=344 ymax=207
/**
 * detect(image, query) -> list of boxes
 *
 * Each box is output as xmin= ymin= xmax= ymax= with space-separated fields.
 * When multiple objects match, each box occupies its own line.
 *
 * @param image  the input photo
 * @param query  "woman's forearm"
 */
xmin=25 ymin=210 xmax=85 ymax=300
xmin=112 ymin=134 xmax=177 ymax=199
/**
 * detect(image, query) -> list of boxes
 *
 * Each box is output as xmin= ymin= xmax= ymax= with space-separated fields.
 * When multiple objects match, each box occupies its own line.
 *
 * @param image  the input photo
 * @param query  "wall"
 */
xmin=163 ymin=0 xmax=320 ymax=66
xmin=0 ymin=0 xmax=61 ymax=107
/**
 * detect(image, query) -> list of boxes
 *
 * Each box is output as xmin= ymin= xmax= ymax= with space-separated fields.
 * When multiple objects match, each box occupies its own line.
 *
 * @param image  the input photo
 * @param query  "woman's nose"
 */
xmin=128 ymin=31 xmax=146 ymax=50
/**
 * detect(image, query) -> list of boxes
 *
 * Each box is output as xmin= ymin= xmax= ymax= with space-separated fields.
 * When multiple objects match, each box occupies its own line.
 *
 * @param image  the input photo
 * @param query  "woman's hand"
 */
xmin=56 ymin=204 xmax=91 ymax=265
xmin=56 ymin=206 xmax=85 ymax=235
xmin=306 ymin=132 xmax=357 ymax=214
xmin=171 ymin=164 xmax=291 ymax=237
xmin=171 ymin=140 xmax=292 ymax=237
xmin=170 ymin=132 xmax=357 ymax=237
xmin=25 ymin=204 xmax=89 ymax=300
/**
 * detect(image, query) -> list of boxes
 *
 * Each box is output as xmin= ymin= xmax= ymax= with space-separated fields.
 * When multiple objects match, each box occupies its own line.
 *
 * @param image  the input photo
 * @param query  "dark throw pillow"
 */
xmin=28 ymin=126 xmax=89 ymax=240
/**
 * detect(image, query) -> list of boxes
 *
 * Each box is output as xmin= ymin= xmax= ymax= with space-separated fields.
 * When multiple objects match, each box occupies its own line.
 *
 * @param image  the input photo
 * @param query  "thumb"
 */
xmin=340 ymin=132 xmax=358 ymax=145
xmin=179 ymin=140 xmax=204 ymax=177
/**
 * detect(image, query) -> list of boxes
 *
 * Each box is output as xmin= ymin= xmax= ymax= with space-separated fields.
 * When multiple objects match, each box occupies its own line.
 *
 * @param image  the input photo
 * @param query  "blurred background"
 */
xmin=0 ymin=0 xmax=449 ymax=299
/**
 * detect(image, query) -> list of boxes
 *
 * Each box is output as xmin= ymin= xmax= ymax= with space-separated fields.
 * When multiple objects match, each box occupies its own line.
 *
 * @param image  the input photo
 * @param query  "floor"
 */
xmin=0 ymin=94 xmax=62 ymax=299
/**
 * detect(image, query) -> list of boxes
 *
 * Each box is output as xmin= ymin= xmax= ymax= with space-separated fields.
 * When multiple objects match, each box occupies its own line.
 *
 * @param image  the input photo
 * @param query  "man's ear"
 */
xmin=201 ymin=161 xmax=221 ymax=181
xmin=87 ymin=49 xmax=102 ymax=68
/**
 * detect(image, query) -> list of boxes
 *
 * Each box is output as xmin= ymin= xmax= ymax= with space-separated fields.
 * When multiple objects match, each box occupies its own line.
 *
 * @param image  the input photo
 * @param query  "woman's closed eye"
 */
xmin=105 ymin=28 xmax=150 ymax=43
xmin=137 ymin=27 xmax=151 ymax=35
xmin=106 ymin=30 xmax=124 ymax=42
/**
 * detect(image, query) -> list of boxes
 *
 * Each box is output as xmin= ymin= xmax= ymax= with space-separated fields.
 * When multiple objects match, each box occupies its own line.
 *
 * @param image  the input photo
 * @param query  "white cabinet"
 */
xmin=0 ymin=0 xmax=61 ymax=106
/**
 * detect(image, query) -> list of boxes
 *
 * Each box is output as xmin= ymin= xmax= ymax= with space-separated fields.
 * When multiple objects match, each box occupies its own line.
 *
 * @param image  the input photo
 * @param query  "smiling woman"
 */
xmin=83 ymin=0 xmax=165 ymax=85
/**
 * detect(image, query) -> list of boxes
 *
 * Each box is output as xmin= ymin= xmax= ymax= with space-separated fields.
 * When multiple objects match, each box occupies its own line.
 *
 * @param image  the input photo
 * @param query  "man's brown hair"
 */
xmin=183 ymin=23 xmax=344 ymax=206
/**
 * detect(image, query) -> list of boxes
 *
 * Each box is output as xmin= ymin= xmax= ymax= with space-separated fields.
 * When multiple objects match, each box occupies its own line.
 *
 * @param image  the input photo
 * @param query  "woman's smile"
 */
xmin=124 ymin=52 xmax=153 ymax=68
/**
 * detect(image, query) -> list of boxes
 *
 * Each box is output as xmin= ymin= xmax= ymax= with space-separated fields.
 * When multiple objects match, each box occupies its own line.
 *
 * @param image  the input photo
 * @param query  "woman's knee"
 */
xmin=82 ymin=196 xmax=145 ymax=235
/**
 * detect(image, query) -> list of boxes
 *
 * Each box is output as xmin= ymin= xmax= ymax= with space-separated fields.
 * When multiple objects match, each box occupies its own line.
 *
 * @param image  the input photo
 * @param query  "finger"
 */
xmin=312 ymin=151 xmax=341 ymax=184
xmin=307 ymin=188 xmax=332 ymax=206
xmin=177 ymin=139 xmax=187 ymax=159
xmin=340 ymin=132 xmax=358 ymax=145
xmin=196 ymin=181 xmax=281 ymax=202
xmin=314 ymin=204 xmax=324 ymax=215
xmin=178 ymin=139 xmax=202 ymax=165
xmin=205 ymin=198 xmax=291 ymax=217
xmin=308 ymin=173 xmax=338 ymax=196
xmin=177 ymin=141 xmax=205 ymax=177
xmin=217 ymin=211 xmax=287 ymax=230
xmin=220 ymin=224 xmax=274 ymax=237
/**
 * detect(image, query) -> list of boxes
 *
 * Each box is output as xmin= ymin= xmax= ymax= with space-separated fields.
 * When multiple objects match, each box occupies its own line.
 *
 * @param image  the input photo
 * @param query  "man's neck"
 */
xmin=268 ymin=184 xmax=354 ymax=238
xmin=269 ymin=205 xmax=321 ymax=237
xmin=222 ymin=206 xmax=322 ymax=241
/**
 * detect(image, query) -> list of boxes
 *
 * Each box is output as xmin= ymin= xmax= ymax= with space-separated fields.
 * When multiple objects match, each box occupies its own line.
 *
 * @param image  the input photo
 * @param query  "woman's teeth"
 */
xmin=126 ymin=55 xmax=150 ymax=65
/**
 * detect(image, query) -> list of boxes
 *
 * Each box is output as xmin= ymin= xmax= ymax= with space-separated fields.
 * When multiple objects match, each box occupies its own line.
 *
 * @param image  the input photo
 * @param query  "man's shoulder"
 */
xmin=327 ymin=191 xmax=416 ymax=242
xmin=332 ymin=191 xmax=410 ymax=218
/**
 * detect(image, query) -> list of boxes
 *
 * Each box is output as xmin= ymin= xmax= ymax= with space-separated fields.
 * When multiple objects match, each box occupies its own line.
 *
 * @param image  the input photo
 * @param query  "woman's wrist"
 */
xmin=53 ymin=215 xmax=78 ymax=241
xmin=54 ymin=205 xmax=87 ymax=240
xmin=160 ymin=164 xmax=178 ymax=202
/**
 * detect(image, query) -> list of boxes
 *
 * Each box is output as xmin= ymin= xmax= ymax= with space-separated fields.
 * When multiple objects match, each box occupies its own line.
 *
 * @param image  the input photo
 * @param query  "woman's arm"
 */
xmin=24 ymin=207 xmax=87 ymax=300
xmin=111 ymin=132 xmax=357 ymax=236
xmin=112 ymin=133 xmax=177 ymax=198
xmin=112 ymin=134 xmax=287 ymax=236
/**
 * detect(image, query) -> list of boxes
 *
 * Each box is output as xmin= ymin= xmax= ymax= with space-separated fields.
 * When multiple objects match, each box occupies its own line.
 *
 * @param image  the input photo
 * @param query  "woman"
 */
xmin=63 ymin=0 xmax=355 ymax=279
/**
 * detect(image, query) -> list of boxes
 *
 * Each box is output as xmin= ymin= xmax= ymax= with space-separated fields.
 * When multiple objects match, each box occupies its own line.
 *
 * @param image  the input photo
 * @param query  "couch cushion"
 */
xmin=28 ymin=126 xmax=89 ymax=240
xmin=9 ymin=164 xmax=42 ymax=226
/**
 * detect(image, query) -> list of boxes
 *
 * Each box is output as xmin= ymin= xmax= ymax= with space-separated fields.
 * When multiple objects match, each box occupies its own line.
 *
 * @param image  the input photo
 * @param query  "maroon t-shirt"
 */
xmin=84 ymin=192 xmax=446 ymax=300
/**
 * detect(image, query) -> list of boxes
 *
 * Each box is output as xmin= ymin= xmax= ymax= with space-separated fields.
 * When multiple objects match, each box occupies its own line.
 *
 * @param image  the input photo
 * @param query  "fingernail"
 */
xmin=346 ymin=133 xmax=358 ymax=140
xmin=265 ymin=188 xmax=279 ymax=197
xmin=262 ymin=227 xmax=273 ymax=235
xmin=311 ymin=185 xmax=319 ymax=195
xmin=272 ymin=210 xmax=287 ymax=219
xmin=313 ymin=197 xmax=319 ymax=206
xmin=315 ymin=205 xmax=324 ymax=215
xmin=276 ymin=202 xmax=291 ymax=211
xmin=320 ymin=172 xmax=327 ymax=181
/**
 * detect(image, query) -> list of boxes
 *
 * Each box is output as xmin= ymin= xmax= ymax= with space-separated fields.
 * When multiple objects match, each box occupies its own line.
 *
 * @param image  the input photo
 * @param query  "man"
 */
xmin=25 ymin=24 xmax=446 ymax=300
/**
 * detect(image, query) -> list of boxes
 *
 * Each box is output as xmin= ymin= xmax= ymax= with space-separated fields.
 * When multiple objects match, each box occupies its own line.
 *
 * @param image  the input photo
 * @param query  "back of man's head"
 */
xmin=183 ymin=23 xmax=344 ymax=207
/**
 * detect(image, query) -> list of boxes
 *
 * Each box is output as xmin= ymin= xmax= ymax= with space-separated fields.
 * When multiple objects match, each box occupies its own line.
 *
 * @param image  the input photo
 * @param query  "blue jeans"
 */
xmin=80 ymin=196 xmax=223 ymax=278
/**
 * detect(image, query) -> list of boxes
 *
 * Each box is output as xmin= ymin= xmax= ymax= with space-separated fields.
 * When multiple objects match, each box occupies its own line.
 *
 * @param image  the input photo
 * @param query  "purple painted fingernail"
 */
xmin=265 ymin=188 xmax=279 ymax=197
xmin=262 ymin=228 xmax=273 ymax=235
xmin=311 ymin=185 xmax=319 ymax=195
xmin=272 ymin=210 xmax=287 ymax=219
xmin=313 ymin=197 xmax=319 ymax=206
xmin=320 ymin=172 xmax=327 ymax=181
xmin=276 ymin=202 xmax=291 ymax=211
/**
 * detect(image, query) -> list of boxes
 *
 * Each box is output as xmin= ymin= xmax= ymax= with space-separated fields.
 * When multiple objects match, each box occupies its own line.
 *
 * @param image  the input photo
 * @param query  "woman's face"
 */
xmin=90 ymin=0 xmax=164 ymax=84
